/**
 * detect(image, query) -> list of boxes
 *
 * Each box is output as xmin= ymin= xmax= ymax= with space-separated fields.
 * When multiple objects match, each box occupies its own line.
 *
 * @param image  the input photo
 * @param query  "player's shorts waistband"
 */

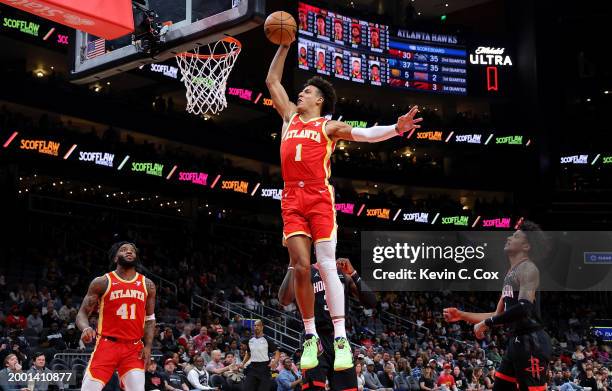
xmin=101 ymin=335 xmax=142 ymax=344
xmin=284 ymin=179 xmax=329 ymax=188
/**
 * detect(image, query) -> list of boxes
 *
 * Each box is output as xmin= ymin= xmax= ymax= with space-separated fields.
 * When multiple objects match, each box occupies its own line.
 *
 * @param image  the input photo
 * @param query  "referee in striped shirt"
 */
xmin=243 ymin=319 xmax=280 ymax=391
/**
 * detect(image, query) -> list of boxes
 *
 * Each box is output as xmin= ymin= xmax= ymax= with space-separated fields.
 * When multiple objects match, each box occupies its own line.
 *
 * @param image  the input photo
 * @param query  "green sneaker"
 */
xmin=300 ymin=334 xmax=320 ymax=370
xmin=333 ymin=337 xmax=353 ymax=371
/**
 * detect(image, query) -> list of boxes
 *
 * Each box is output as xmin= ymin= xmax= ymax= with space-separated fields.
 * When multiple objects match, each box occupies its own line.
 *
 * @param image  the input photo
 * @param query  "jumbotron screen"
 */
xmin=297 ymin=2 xmax=468 ymax=95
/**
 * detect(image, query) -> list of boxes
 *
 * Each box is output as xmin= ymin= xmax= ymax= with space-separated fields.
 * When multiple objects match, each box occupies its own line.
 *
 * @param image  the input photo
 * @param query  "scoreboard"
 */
xmin=297 ymin=2 xmax=469 ymax=96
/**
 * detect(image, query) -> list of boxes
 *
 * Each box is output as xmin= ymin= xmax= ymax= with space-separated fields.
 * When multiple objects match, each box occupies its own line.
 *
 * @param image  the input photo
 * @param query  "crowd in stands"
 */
xmin=1 ymin=209 xmax=611 ymax=391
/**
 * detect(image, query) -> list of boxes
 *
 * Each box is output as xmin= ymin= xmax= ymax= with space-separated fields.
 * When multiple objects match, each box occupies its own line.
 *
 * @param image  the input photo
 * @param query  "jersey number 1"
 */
xmin=116 ymin=303 xmax=136 ymax=320
xmin=295 ymin=144 xmax=302 ymax=161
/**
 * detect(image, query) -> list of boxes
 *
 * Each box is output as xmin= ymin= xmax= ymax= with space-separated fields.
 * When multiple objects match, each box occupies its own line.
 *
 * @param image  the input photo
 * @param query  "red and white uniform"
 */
xmin=86 ymin=271 xmax=148 ymax=385
xmin=280 ymin=114 xmax=337 ymax=243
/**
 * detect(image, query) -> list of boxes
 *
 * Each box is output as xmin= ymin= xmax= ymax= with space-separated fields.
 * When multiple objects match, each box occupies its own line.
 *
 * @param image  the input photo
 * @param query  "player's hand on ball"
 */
xmin=81 ymin=326 xmax=97 ymax=343
xmin=395 ymin=105 xmax=423 ymax=135
xmin=139 ymin=345 xmax=152 ymax=365
xmin=443 ymin=307 xmax=462 ymax=323
xmin=474 ymin=321 xmax=488 ymax=340
xmin=337 ymin=258 xmax=355 ymax=275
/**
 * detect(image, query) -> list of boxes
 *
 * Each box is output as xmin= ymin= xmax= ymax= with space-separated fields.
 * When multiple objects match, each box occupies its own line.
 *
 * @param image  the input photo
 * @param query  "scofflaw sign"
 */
xmin=0 ymin=0 xmax=134 ymax=39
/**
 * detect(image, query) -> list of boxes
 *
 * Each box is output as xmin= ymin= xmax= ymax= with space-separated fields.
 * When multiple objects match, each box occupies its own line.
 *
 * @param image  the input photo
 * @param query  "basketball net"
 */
xmin=175 ymin=37 xmax=241 ymax=116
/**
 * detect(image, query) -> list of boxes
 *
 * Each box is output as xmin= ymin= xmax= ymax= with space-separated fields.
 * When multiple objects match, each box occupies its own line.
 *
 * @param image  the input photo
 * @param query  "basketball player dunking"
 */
xmin=266 ymin=40 xmax=422 ymax=371
xmin=444 ymin=221 xmax=552 ymax=391
xmin=278 ymin=257 xmax=376 ymax=390
xmin=76 ymin=241 xmax=157 ymax=391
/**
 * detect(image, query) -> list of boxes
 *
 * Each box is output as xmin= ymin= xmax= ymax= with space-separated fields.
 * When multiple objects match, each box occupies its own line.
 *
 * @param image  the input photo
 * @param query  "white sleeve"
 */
xmin=350 ymin=125 xmax=398 ymax=143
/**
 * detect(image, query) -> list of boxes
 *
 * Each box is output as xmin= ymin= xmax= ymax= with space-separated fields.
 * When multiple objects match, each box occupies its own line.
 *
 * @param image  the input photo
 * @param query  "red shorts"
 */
xmin=281 ymin=181 xmax=336 ymax=243
xmin=86 ymin=336 xmax=145 ymax=386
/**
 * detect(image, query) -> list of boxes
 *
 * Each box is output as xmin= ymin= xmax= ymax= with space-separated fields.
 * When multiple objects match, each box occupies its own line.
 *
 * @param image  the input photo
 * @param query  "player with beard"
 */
xmin=278 ymin=257 xmax=376 ymax=390
xmin=444 ymin=221 xmax=552 ymax=391
xmin=77 ymin=241 xmax=157 ymax=391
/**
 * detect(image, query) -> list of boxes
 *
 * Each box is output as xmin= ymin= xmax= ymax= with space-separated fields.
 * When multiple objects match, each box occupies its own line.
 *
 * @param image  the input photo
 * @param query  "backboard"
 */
xmin=70 ymin=0 xmax=265 ymax=84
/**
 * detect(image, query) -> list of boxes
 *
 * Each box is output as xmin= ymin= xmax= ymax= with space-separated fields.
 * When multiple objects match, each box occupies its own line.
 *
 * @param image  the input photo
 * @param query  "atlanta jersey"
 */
xmin=280 ymin=114 xmax=335 ymax=183
xmin=280 ymin=114 xmax=337 ymax=242
xmin=98 ymin=271 xmax=148 ymax=340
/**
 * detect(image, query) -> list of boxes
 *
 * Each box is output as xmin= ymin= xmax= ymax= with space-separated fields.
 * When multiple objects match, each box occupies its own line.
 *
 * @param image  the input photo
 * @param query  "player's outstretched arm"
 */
xmin=326 ymin=105 xmax=422 ymax=142
xmin=140 ymin=278 xmax=157 ymax=364
xmin=76 ymin=276 xmax=107 ymax=343
xmin=444 ymin=296 xmax=503 ymax=325
xmin=266 ymin=45 xmax=297 ymax=122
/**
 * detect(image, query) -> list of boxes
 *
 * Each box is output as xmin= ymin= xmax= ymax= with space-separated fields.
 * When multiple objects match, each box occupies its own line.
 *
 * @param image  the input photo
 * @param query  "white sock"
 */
xmin=303 ymin=317 xmax=318 ymax=337
xmin=314 ymin=239 xmax=346 ymax=339
xmin=332 ymin=318 xmax=347 ymax=339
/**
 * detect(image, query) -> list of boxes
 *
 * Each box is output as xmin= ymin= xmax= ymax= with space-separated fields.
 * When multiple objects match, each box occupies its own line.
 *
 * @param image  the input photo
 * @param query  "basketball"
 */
xmin=264 ymin=11 xmax=297 ymax=46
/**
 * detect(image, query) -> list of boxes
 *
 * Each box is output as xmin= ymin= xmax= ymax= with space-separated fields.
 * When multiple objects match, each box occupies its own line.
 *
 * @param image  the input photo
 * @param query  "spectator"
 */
xmin=160 ymin=358 xmax=189 ymax=391
xmin=201 ymin=343 xmax=213 ymax=364
xmin=58 ymin=297 xmax=75 ymax=322
xmin=373 ymin=353 xmax=384 ymax=373
xmin=186 ymin=356 xmax=215 ymax=390
xmin=356 ymin=362 xmax=366 ymax=391
xmin=222 ymin=352 xmax=244 ymax=388
xmin=413 ymin=356 xmax=425 ymax=379
xmin=484 ymin=367 xmax=495 ymax=390
xmin=378 ymin=362 xmax=396 ymax=388
xmin=193 ymin=327 xmax=211 ymax=353
xmin=364 ymin=358 xmax=392 ymax=391
xmin=0 ymin=353 xmax=26 ymax=391
xmin=177 ymin=324 xmax=193 ymax=349
xmin=27 ymin=352 xmax=64 ymax=391
xmin=276 ymin=357 xmax=302 ymax=391
xmin=41 ymin=301 xmax=60 ymax=327
xmin=467 ymin=367 xmax=485 ymax=391
xmin=453 ymin=366 xmax=468 ymax=391
xmin=428 ymin=359 xmax=440 ymax=383
xmin=161 ymin=327 xmax=177 ymax=351
xmin=438 ymin=364 xmax=458 ymax=391
xmin=206 ymin=349 xmax=231 ymax=390
xmin=40 ymin=322 xmax=65 ymax=350
xmin=145 ymin=359 xmax=164 ymax=391
xmin=5 ymin=306 xmax=26 ymax=330
xmin=62 ymin=324 xmax=80 ymax=350
xmin=395 ymin=358 xmax=420 ymax=391
xmin=421 ymin=366 xmax=438 ymax=391
xmin=26 ymin=308 xmax=43 ymax=334
xmin=580 ymin=366 xmax=598 ymax=390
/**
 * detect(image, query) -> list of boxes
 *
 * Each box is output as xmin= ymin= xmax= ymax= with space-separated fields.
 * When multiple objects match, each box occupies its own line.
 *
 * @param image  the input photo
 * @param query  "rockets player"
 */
xmin=278 ymin=257 xmax=376 ymax=390
xmin=443 ymin=221 xmax=552 ymax=391
xmin=266 ymin=39 xmax=422 ymax=371
xmin=76 ymin=241 xmax=157 ymax=391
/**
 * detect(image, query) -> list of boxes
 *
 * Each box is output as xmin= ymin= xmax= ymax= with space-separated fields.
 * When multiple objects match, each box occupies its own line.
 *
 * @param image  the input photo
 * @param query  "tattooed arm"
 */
xmin=77 ymin=276 xmax=108 ymax=343
xmin=139 ymin=278 xmax=157 ymax=364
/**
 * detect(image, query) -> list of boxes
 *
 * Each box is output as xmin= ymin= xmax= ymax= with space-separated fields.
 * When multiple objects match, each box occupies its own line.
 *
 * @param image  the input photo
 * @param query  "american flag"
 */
xmin=86 ymin=37 xmax=106 ymax=59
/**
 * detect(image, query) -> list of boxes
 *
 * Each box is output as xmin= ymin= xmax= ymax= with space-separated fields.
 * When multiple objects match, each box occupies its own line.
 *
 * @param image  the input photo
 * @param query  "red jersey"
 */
xmin=97 ymin=271 xmax=148 ymax=340
xmin=280 ymin=114 xmax=335 ymax=183
xmin=437 ymin=374 xmax=456 ymax=388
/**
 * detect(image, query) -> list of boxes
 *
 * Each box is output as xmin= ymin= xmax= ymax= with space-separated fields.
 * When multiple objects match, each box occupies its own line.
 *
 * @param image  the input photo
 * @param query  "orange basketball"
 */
xmin=264 ymin=11 xmax=297 ymax=46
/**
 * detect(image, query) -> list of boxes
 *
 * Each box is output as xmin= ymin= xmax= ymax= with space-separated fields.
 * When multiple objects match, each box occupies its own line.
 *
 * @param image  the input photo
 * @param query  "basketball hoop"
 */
xmin=175 ymin=37 xmax=241 ymax=116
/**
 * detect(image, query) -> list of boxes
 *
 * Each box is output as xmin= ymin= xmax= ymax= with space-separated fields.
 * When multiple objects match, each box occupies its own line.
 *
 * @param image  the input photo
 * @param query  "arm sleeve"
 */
xmin=485 ymin=299 xmax=533 ymax=326
xmin=350 ymin=125 xmax=398 ymax=143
